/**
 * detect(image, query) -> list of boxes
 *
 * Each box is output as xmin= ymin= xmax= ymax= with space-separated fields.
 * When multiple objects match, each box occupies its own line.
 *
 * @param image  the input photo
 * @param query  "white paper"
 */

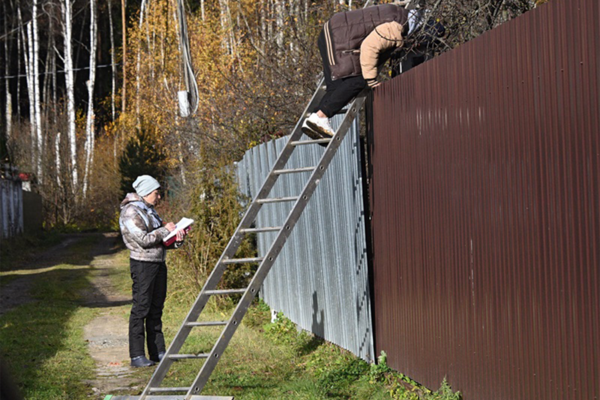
xmin=163 ymin=217 xmax=194 ymax=242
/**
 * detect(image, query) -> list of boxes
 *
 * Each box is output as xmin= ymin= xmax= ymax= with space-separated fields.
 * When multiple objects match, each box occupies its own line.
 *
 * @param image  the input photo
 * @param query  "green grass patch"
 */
xmin=0 ymin=234 xmax=102 ymax=399
xmin=1 ymin=233 xmax=461 ymax=400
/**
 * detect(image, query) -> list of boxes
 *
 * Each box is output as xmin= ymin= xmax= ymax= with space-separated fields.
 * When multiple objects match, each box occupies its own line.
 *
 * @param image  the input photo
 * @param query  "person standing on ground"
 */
xmin=119 ymin=175 xmax=187 ymax=367
xmin=302 ymin=2 xmax=423 ymax=139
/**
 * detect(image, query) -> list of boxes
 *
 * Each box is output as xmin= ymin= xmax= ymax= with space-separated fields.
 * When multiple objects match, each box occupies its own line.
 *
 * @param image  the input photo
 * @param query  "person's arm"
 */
xmin=122 ymin=207 xmax=171 ymax=248
xmin=360 ymin=21 xmax=404 ymax=87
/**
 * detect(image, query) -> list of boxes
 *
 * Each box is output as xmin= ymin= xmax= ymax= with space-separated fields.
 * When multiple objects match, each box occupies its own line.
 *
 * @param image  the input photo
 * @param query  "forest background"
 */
xmin=1 ymin=0 xmax=549 ymax=286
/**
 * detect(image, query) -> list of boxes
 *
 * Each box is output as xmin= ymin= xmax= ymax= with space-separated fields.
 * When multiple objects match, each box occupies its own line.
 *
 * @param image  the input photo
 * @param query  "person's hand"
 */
xmin=165 ymin=222 xmax=176 ymax=232
xmin=175 ymin=229 xmax=186 ymax=242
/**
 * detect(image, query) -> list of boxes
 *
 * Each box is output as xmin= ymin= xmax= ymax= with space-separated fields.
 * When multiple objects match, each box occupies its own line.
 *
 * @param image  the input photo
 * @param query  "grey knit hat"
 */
xmin=133 ymin=175 xmax=161 ymax=197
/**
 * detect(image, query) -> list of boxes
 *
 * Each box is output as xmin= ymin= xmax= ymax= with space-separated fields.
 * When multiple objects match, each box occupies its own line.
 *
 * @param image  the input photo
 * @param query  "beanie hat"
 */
xmin=133 ymin=175 xmax=161 ymax=197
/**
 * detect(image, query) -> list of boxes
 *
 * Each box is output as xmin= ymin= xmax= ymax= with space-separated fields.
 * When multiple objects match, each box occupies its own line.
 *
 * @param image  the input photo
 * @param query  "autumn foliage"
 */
xmin=2 ymin=0 xmax=543 ymax=279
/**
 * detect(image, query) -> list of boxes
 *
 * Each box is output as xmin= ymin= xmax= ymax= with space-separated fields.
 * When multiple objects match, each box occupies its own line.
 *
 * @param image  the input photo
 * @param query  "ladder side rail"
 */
xmin=185 ymin=94 xmax=367 ymax=398
xmin=141 ymin=83 xmax=330 ymax=399
xmin=207 ymin=78 xmax=327 ymax=270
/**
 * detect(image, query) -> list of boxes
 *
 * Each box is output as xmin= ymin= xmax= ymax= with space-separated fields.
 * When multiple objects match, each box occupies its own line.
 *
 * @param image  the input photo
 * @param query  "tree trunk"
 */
xmin=61 ymin=0 xmax=78 ymax=193
xmin=121 ymin=0 xmax=127 ymax=114
xmin=3 ymin=1 xmax=12 ymax=141
xmin=83 ymin=0 xmax=97 ymax=198
xmin=55 ymin=131 xmax=62 ymax=189
xmin=135 ymin=0 xmax=148 ymax=124
xmin=20 ymin=11 xmax=35 ymax=170
xmin=108 ymin=0 xmax=117 ymax=122
xmin=32 ymin=0 xmax=42 ymax=180
xmin=16 ymin=0 xmax=22 ymax=119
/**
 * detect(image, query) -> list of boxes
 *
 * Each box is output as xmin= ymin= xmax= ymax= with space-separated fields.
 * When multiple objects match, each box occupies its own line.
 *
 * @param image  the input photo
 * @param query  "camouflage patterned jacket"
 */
xmin=119 ymin=193 xmax=170 ymax=262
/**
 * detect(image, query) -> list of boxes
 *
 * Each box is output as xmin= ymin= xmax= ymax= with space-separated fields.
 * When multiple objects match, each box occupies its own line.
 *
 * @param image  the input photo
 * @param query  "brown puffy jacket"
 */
xmin=324 ymin=4 xmax=409 ymax=85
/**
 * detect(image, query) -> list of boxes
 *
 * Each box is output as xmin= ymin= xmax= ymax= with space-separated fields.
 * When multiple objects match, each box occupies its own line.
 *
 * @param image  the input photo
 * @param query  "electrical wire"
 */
xmin=3 ymin=62 xmax=120 ymax=79
xmin=176 ymin=0 xmax=198 ymax=117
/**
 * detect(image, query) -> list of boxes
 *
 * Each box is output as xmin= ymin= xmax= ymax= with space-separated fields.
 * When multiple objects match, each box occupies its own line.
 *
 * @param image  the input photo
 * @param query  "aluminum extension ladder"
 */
xmin=112 ymin=84 xmax=367 ymax=400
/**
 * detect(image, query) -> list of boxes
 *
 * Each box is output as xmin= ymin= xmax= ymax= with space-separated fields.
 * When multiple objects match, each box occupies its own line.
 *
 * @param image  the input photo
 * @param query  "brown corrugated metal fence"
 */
xmin=368 ymin=0 xmax=599 ymax=399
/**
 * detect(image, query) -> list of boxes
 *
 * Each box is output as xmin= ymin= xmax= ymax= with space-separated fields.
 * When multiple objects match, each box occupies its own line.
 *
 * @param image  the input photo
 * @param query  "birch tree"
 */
xmin=134 ymin=0 xmax=148 ymax=123
xmin=31 ymin=0 xmax=42 ymax=180
xmin=83 ymin=0 xmax=97 ymax=197
xmin=3 ymin=0 xmax=13 ymax=140
xmin=60 ymin=0 xmax=78 ymax=192
xmin=19 ymin=1 xmax=43 ymax=178
xmin=108 ymin=0 xmax=117 ymax=122
xmin=121 ymin=0 xmax=127 ymax=114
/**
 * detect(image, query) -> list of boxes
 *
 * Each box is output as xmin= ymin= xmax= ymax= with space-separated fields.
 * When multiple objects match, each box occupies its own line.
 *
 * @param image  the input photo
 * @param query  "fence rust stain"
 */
xmin=367 ymin=0 xmax=599 ymax=399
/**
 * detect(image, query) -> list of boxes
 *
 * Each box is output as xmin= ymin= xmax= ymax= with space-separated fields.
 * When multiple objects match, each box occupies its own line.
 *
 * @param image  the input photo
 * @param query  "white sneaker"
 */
xmin=301 ymin=117 xmax=322 ymax=140
xmin=304 ymin=113 xmax=335 ymax=138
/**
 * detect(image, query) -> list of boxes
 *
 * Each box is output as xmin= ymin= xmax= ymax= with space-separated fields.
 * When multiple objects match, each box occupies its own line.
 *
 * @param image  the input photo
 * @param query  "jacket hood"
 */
xmin=121 ymin=192 xmax=144 ymax=209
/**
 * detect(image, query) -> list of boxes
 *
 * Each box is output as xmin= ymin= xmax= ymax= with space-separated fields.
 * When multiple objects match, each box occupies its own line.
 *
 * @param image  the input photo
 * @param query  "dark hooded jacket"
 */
xmin=324 ymin=4 xmax=410 ymax=82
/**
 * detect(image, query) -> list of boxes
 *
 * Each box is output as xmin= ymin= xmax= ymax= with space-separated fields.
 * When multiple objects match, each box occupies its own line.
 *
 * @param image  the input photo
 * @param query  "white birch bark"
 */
xmin=20 ymin=14 xmax=35 ymax=169
xmin=135 ymin=0 xmax=148 ymax=124
xmin=108 ymin=0 xmax=116 ymax=122
xmin=219 ymin=0 xmax=235 ymax=55
xmin=3 ymin=1 xmax=12 ymax=140
xmin=121 ymin=0 xmax=127 ymax=114
xmin=16 ymin=0 xmax=22 ymax=119
xmin=61 ymin=0 xmax=78 ymax=192
xmin=55 ymin=131 xmax=62 ymax=189
xmin=275 ymin=0 xmax=284 ymax=52
xmin=32 ymin=0 xmax=42 ymax=180
xmin=83 ymin=0 xmax=97 ymax=197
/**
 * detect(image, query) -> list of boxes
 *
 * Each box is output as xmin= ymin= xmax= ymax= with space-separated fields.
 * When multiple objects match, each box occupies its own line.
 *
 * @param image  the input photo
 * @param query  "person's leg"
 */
xmin=318 ymin=76 xmax=366 ymax=118
xmin=315 ymin=28 xmax=367 ymax=118
xmin=129 ymin=259 xmax=159 ymax=359
xmin=147 ymin=262 xmax=167 ymax=361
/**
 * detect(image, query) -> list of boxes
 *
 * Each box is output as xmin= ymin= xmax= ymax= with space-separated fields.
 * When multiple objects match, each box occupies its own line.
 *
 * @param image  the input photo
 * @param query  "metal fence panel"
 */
xmin=0 ymin=176 xmax=23 ymax=239
xmin=236 ymin=119 xmax=374 ymax=361
xmin=369 ymin=0 xmax=599 ymax=399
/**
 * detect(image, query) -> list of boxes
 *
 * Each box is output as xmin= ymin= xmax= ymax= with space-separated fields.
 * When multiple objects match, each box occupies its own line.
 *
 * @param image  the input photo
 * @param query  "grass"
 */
xmin=0 ymin=234 xmax=101 ymax=399
xmin=0 ymin=232 xmax=461 ymax=400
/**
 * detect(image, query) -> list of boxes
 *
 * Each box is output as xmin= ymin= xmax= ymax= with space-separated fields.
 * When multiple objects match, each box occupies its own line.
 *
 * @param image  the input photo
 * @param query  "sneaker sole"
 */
xmin=301 ymin=125 xmax=324 ymax=140
xmin=306 ymin=120 xmax=335 ymax=138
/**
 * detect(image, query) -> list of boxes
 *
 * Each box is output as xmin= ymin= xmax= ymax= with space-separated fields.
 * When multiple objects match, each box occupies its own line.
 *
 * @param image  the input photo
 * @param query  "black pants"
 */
xmin=316 ymin=29 xmax=367 ymax=118
xmin=129 ymin=259 xmax=167 ymax=359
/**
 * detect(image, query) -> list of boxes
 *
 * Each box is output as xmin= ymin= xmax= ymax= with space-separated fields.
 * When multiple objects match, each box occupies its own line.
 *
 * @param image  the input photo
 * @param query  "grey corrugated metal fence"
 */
xmin=236 ymin=118 xmax=374 ymax=361
xmin=0 ymin=167 xmax=24 ymax=239
xmin=368 ymin=0 xmax=599 ymax=399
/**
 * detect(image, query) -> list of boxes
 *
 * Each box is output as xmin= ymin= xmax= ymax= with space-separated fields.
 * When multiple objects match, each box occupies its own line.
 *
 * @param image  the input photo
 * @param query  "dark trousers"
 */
xmin=316 ymin=30 xmax=367 ymax=118
xmin=129 ymin=259 xmax=167 ymax=359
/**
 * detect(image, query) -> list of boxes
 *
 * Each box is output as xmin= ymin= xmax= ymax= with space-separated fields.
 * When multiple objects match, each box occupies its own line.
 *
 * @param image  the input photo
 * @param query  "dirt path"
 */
xmin=81 ymin=233 xmax=148 ymax=398
xmin=1 ymin=233 xmax=150 ymax=397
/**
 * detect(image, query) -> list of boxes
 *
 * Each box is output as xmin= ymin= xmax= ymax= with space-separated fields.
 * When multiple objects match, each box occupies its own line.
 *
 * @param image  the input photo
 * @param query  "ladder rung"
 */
xmin=169 ymin=353 xmax=210 ymax=360
xmin=221 ymin=257 xmax=263 ymax=264
xmin=204 ymin=289 xmax=247 ymax=295
xmin=148 ymin=386 xmax=190 ymax=393
xmin=291 ymin=138 xmax=332 ymax=146
xmin=257 ymin=196 xmax=298 ymax=204
xmin=239 ymin=226 xmax=282 ymax=233
xmin=186 ymin=321 xmax=228 ymax=327
xmin=273 ymin=167 xmax=316 ymax=175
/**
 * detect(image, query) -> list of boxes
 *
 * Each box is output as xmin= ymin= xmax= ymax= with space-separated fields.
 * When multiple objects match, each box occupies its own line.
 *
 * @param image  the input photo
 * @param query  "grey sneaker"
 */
xmin=304 ymin=113 xmax=335 ymax=138
xmin=131 ymin=355 xmax=155 ymax=368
